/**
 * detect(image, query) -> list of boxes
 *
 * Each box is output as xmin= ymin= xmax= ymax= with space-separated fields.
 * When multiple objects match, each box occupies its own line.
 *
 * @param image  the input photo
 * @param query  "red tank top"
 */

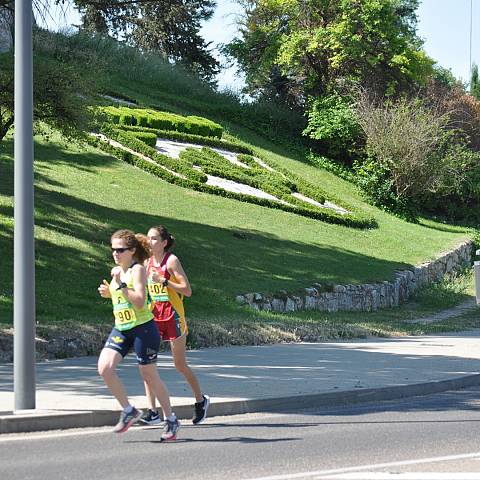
xmin=146 ymin=253 xmax=175 ymax=322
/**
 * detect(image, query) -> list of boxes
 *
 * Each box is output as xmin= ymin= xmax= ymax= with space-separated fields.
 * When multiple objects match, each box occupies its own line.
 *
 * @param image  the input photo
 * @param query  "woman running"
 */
xmin=140 ymin=225 xmax=210 ymax=426
xmin=97 ymin=229 xmax=180 ymax=441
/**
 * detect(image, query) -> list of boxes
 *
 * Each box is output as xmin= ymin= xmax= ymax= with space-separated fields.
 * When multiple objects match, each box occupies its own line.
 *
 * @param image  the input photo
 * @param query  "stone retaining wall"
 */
xmin=235 ymin=240 xmax=474 ymax=313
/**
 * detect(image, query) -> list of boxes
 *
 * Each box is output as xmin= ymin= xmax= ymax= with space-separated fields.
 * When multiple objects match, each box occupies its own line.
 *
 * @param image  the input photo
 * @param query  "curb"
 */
xmin=2 ymin=373 xmax=480 ymax=434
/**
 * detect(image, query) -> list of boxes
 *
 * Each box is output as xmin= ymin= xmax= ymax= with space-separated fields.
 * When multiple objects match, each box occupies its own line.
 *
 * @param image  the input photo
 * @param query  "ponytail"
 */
xmin=150 ymin=225 xmax=176 ymax=251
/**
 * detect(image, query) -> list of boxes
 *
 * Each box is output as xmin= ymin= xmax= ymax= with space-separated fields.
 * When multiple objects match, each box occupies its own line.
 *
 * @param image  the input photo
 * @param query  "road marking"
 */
xmin=316 ymin=473 xmax=480 ymax=479
xmin=243 ymin=452 xmax=480 ymax=480
xmin=0 ymin=426 xmax=114 ymax=442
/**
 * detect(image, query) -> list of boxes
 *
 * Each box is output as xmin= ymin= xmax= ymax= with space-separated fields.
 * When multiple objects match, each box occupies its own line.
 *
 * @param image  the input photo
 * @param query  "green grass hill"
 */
xmin=0 ymin=32 xmax=476 ymax=353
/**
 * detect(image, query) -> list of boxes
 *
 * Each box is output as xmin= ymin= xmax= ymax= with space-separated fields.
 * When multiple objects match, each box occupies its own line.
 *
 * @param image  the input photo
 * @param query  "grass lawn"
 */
xmin=0 ymin=126 xmax=473 ymax=341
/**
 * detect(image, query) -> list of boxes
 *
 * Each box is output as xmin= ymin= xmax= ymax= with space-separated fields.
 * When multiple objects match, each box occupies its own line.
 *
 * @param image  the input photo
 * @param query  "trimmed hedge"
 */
xmin=130 ymin=131 xmax=157 ymax=147
xmin=100 ymin=125 xmax=207 ymax=183
xmin=98 ymin=105 xmax=223 ymax=138
xmin=116 ymin=124 xmax=253 ymax=154
xmin=91 ymin=128 xmax=376 ymax=228
xmin=89 ymin=134 xmax=375 ymax=227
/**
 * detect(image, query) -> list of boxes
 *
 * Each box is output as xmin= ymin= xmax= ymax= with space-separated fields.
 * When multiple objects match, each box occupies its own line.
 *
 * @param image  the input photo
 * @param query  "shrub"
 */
xmin=303 ymin=93 xmax=363 ymax=164
xmin=354 ymin=92 xmax=480 ymax=219
xmin=115 ymin=124 xmax=252 ymax=153
xmin=131 ymin=131 xmax=157 ymax=147
xmin=94 ymin=126 xmax=376 ymax=229
xmin=98 ymin=106 xmax=223 ymax=138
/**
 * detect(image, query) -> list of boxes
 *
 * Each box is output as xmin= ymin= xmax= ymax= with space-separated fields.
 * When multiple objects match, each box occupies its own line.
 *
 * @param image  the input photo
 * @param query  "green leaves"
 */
xmin=225 ymin=0 xmax=432 ymax=103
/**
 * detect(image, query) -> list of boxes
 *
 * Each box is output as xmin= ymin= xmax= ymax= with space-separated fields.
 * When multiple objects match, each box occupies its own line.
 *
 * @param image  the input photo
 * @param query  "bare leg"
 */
xmin=98 ymin=348 xmax=129 ymax=408
xmin=171 ymin=335 xmax=203 ymax=402
xmin=139 ymin=364 xmax=172 ymax=418
xmin=143 ymin=380 xmax=157 ymax=410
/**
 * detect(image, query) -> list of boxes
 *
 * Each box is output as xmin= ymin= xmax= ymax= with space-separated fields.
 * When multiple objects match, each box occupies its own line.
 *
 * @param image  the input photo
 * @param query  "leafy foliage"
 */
xmin=76 ymin=0 xmax=219 ymax=82
xmin=471 ymin=63 xmax=480 ymax=100
xmin=354 ymin=93 xmax=480 ymax=220
xmin=99 ymin=105 xmax=223 ymax=138
xmin=96 ymin=109 xmax=376 ymax=228
xmin=223 ymin=0 xmax=433 ymax=105
xmin=303 ymin=93 xmax=363 ymax=163
xmin=0 ymin=28 xmax=97 ymax=142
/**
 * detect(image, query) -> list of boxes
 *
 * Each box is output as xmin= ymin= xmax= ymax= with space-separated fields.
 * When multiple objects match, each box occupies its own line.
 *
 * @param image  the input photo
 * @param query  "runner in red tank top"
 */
xmin=139 ymin=225 xmax=210 ymax=426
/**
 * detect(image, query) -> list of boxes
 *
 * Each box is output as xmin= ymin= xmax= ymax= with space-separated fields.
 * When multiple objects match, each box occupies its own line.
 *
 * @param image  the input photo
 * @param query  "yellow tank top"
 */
xmin=109 ymin=266 xmax=152 ymax=331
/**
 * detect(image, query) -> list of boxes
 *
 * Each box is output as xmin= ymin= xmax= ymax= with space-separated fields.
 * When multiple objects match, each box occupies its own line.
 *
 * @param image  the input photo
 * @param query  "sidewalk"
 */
xmin=2 ymin=330 xmax=480 ymax=434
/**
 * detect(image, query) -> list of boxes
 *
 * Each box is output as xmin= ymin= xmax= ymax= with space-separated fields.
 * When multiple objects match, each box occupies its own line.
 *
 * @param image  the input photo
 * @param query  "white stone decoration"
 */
xmin=235 ymin=240 xmax=474 ymax=313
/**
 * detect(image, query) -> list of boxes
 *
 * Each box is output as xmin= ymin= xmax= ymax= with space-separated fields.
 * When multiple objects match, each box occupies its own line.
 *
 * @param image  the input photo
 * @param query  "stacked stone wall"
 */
xmin=235 ymin=240 xmax=474 ymax=313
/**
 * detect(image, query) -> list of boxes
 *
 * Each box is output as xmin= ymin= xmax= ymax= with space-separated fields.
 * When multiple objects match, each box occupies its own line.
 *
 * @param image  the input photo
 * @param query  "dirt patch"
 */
xmin=0 ymin=323 xmax=112 ymax=363
xmin=0 ymin=320 xmax=370 ymax=363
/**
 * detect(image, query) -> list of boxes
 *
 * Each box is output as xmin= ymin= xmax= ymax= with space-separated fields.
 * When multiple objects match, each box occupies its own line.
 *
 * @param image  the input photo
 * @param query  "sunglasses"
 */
xmin=111 ymin=247 xmax=131 ymax=253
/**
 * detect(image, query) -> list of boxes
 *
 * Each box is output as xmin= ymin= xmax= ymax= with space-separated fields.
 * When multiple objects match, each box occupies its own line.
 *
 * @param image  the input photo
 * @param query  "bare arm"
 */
xmin=166 ymin=255 xmax=192 ymax=297
xmin=113 ymin=265 xmax=147 ymax=309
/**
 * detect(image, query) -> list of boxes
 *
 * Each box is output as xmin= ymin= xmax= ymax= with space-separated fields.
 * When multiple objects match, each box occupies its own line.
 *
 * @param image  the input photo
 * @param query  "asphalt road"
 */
xmin=3 ymin=387 xmax=480 ymax=480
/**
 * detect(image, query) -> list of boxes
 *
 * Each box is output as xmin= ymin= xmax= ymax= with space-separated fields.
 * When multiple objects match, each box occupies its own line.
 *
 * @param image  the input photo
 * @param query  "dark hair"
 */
xmin=150 ymin=225 xmax=176 ymax=251
xmin=111 ymin=229 xmax=151 ymax=263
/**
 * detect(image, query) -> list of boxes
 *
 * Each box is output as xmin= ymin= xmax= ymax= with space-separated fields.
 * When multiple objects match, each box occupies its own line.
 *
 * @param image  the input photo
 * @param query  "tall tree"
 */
xmin=224 ymin=0 xmax=433 ymax=106
xmin=76 ymin=0 xmax=219 ymax=82
xmin=0 ymin=0 xmax=219 ymax=81
xmin=471 ymin=63 xmax=480 ymax=100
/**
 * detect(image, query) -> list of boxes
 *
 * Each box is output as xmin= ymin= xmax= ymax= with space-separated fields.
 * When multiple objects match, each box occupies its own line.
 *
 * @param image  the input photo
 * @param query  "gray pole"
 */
xmin=470 ymin=0 xmax=473 ymax=84
xmin=13 ymin=0 xmax=36 ymax=410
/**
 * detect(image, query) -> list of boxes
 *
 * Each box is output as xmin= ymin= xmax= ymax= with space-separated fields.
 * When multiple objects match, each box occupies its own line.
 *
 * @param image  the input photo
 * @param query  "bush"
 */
xmin=131 ymin=131 xmax=157 ymax=147
xmin=98 ymin=106 xmax=223 ymax=138
xmin=303 ymin=93 xmax=363 ymax=164
xmin=354 ymin=93 xmax=480 ymax=218
xmin=94 ymin=125 xmax=376 ymax=229
xmin=115 ymin=124 xmax=253 ymax=153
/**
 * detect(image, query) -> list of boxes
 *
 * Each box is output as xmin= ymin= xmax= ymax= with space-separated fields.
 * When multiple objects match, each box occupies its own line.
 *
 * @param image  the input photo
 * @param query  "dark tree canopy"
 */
xmin=0 ymin=0 xmax=219 ymax=82
xmin=76 ymin=0 xmax=219 ymax=82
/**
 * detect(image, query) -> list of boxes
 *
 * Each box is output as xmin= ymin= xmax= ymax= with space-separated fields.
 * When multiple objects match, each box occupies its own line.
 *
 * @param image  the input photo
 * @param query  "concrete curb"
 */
xmin=2 ymin=373 xmax=480 ymax=434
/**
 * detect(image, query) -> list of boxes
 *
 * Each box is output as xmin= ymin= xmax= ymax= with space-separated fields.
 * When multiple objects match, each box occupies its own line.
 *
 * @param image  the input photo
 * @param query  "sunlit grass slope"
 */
xmin=0 ymin=127 xmax=470 ymax=328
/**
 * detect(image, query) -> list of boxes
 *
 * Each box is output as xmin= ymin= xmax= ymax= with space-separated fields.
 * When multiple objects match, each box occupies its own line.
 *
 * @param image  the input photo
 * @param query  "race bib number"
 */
xmin=148 ymin=282 xmax=169 ymax=302
xmin=113 ymin=300 xmax=137 ymax=326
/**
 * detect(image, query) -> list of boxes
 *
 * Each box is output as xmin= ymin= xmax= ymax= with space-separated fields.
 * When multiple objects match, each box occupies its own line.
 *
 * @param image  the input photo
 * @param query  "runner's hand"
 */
xmin=111 ymin=266 xmax=122 ymax=284
xmin=150 ymin=272 xmax=165 ymax=284
xmin=98 ymin=280 xmax=111 ymax=298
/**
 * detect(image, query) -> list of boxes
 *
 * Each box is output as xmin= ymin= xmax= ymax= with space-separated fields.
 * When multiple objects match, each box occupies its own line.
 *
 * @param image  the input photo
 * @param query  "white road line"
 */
xmin=243 ymin=452 xmax=480 ymax=480
xmin=0 ymin=426 xmax=114 ymax=442
xmin=317 ymin=473 xmax=480 ymax=479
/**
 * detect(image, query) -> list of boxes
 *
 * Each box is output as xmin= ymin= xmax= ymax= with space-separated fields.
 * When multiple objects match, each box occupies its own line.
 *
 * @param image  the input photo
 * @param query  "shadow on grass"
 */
xmin=417 ymin=218 xmax=473 ymax=235
xmin=0 ymin=139 xmax=413 ymax=326
xmin=0 ymin=137 xmax=119 ymax=198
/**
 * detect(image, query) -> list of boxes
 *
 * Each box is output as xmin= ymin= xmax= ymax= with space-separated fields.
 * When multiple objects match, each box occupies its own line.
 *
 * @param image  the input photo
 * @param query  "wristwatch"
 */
xmin=116 ymin=282 xmax=127 ymax=290
xmin=162 ymin=279 xmax=169 ymax=287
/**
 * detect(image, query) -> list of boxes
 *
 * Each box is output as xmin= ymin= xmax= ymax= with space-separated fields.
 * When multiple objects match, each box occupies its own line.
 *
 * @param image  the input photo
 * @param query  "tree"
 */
xmin=0 ymin=0 xmax=220 ymax=82
xmin=76 ymin=0 xmax=219 ymax=82
xmin=224 ymin=0 xmax=433 ymax=106
xmin=471 ymin=63 xmax=480 ymax=100
xmin=0 ymin=28 xmax=97 ymax=142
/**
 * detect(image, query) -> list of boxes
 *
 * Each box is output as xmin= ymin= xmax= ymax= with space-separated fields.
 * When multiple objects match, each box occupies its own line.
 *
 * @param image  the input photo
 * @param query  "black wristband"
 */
xmin=162 ymin=279 xmax=169 ymax=287
xmin=116 ymin=282 xmax=127 ymax=291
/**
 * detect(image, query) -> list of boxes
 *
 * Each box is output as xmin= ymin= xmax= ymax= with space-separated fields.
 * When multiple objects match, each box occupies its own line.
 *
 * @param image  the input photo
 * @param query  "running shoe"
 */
xmin=139 ymin=408 xmax=163 ymax=425
xmin=192 ymin=394 xmax=210 ymax=425
xmin=113 ymin=407 xmax=143 ymax=434
xmin=161 ymin=416 xmax=181 ymax=441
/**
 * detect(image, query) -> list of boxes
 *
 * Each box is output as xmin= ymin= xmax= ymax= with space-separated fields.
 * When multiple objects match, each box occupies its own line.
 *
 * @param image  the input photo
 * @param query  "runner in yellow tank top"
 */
xmin=139 ymin=225 xmax=210 ymax=426
xmin=97 ymin=229 xmax=180 ymax=440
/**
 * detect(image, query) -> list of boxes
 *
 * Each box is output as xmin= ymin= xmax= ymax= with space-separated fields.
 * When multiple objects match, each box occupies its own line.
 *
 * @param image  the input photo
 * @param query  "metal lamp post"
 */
xmin=13 ymin=0 xmax=36 ymax=410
